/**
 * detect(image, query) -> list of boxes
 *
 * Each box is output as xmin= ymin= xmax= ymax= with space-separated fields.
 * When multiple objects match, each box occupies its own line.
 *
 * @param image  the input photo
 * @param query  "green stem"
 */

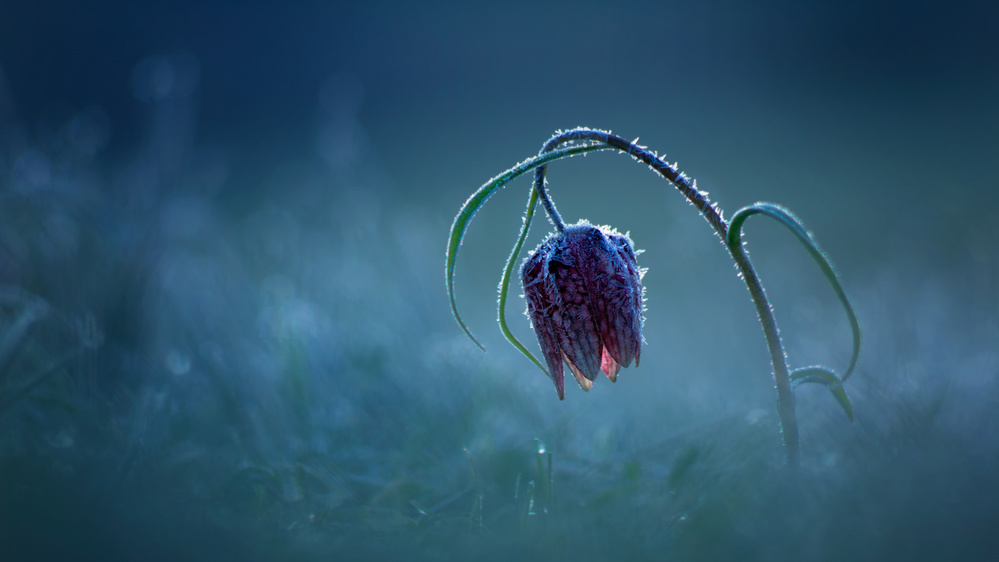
xmin=533 ymin=128 xmax=799 ymax=464
xmin=533 ymin=163 xmax=567 ymax=233
xmin=447 ymin=142 xmax=612 ymax=349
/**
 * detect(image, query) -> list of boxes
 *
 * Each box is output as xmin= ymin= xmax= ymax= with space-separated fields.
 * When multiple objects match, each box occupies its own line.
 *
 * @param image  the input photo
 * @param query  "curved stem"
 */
xmin=534 ymin=128 xmax=799 ymax=464
xmin=729 ymin=248 xmax=800 ymax=464
xmin=533 ymin=163 xmax=566 ymax=233
xmin=447 ymin=142 xmax=611 ymax=349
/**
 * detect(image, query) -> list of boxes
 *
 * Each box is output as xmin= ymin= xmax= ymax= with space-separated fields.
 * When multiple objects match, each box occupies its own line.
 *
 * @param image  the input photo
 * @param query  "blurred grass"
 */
xmin=2 ymin=225 xmax=996 ymax=562
xmin=1 ymin=68 xmax=998 ymax=562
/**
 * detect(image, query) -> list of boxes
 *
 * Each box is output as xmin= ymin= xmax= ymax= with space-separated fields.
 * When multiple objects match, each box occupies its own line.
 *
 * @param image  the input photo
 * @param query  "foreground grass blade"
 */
xmin=446 ymin=143 xmax=609 ymax=349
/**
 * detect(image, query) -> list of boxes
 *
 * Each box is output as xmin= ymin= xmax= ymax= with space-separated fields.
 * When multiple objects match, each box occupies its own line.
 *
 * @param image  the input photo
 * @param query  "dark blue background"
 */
xmin=1 ymin=2 xmax=997 ymax=560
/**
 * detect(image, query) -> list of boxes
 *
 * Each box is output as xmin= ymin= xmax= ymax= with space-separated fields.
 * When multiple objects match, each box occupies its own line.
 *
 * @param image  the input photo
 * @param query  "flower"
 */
xmin=521 ymin=221 xmax=645 ymax=399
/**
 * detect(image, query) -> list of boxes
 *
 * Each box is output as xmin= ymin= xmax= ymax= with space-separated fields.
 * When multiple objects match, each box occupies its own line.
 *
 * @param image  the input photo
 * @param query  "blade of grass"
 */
xmin=0 ymin=304 xmax=46 ymax=376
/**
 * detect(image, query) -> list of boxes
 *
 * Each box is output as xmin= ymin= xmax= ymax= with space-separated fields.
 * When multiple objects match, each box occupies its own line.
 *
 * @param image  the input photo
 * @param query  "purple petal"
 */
xmin=522 ymin=248 xmax=566 ymax=399
xmin=563 ymin=224 xmax=643 ymax=371
xmin=549 ymin=256 xmax=602 ymax=385
xmin=563 ymin=350 xmax=594 ymax=391
xmin=604 ymin=232 xmax=644 ymax=368
xmin=600 ymin=346 xmax=620 ymax=381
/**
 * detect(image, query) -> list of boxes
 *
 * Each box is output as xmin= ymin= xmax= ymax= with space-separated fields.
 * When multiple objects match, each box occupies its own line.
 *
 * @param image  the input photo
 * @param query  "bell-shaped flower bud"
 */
xmin=521 ymin=221 xmax=645 ymax=399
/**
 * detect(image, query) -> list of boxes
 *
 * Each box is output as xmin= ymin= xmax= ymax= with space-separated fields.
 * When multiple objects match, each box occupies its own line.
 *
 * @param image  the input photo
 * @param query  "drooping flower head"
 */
xmin=447 ymin=128 xmax=861 ymax=464
xmin=521 ymin=221 xmax=645 ymax=399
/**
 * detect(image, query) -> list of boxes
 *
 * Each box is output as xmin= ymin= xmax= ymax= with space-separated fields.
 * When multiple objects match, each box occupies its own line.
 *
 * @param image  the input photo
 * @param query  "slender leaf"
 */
xmin=446 ymin=143 xmax=609 ymax=348
xmin=791 ymin=366 xmax=855 ymax=422
xmin=497 ymin=187 xmax=550 ymax=376
xmin=727 ymin=202 xmax=860 ymax=382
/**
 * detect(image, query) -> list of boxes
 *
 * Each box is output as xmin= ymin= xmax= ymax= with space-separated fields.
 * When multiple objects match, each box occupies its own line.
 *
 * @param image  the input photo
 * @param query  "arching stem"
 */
xmin=533 ymin=162 xmax=567 ymax=233
xmin=533 ymin=128 xmax=799 ymax=464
